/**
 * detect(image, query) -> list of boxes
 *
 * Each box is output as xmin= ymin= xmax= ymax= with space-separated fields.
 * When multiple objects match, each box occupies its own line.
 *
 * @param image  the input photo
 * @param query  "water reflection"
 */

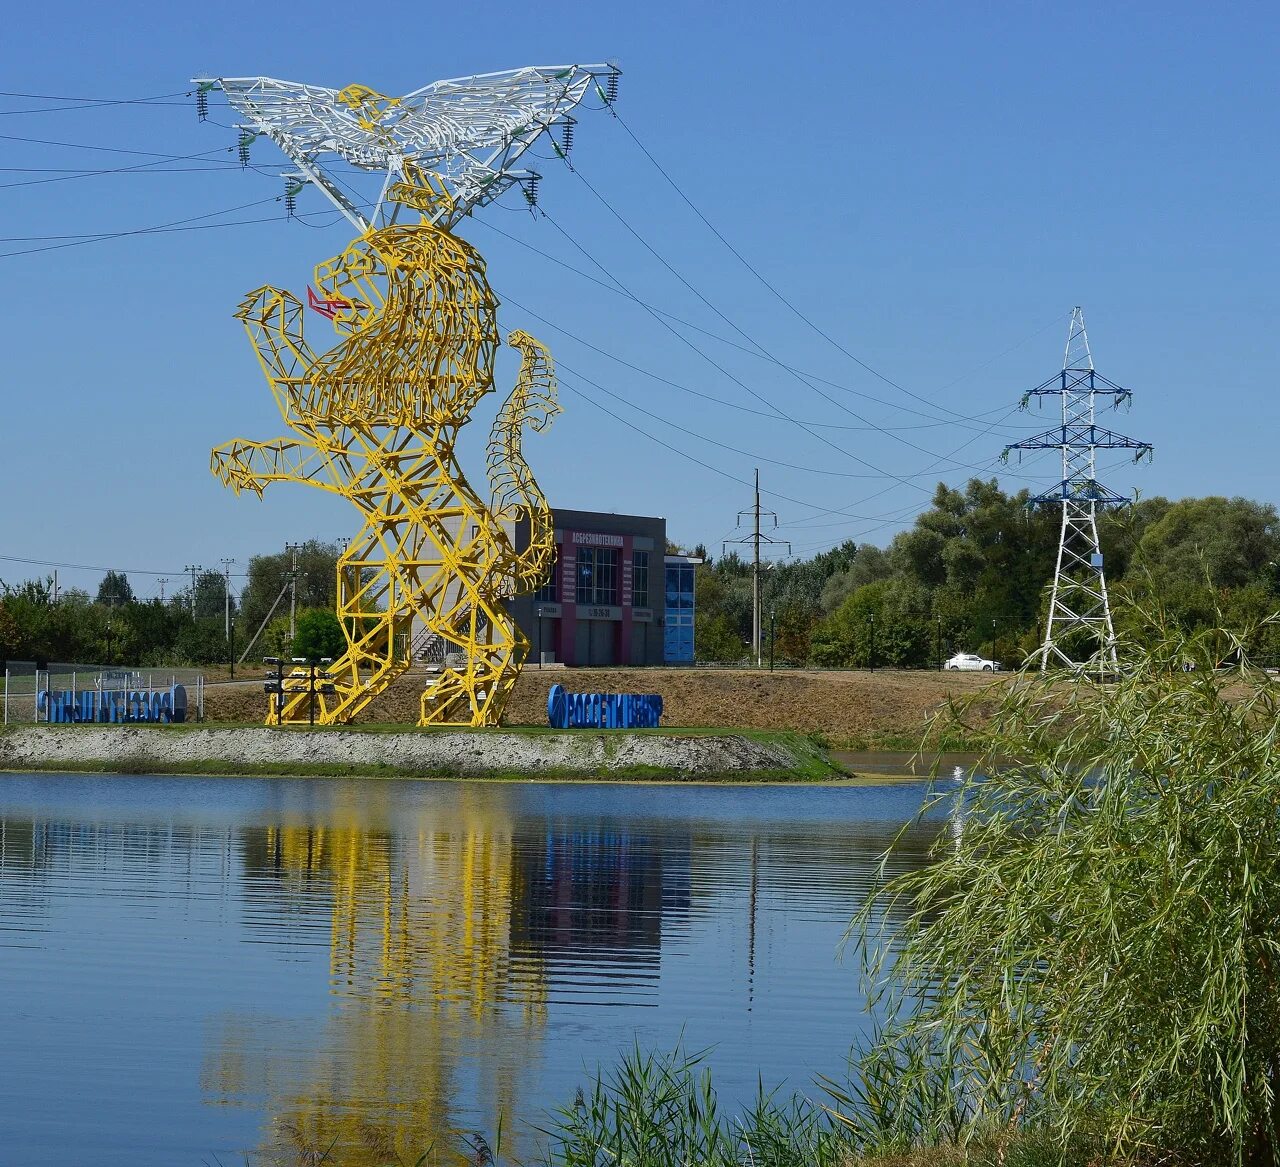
xmin=0 ymin=775 xmax=950 ymax=1167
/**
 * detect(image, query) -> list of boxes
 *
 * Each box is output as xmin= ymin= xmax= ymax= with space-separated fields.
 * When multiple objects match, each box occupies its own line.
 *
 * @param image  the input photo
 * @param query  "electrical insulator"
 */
xmin=606 ymin=73 xmax=619 ymax=103
xmin=237 ymin=131 xmax=252 ymax=167
xmin=284 ymin=178 xmax=304 ymax=217
xmin=523 ymin=174 xmax=540 ymax=207
xmin=196 ymin=91 xmax=208 ymax=121
xmin=561 ymin=119 xmax=575 ymax=155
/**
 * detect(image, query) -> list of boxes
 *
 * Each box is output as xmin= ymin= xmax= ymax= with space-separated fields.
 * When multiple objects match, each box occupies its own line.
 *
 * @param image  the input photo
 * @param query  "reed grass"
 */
xmin=854 ymin=610 xmax=1280 ymax=1165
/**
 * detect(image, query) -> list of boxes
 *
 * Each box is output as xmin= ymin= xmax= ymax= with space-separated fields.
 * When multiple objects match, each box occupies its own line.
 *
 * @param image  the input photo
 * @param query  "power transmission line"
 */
xmin=0 ymin=551 xmax=245 ymax=578
xmin=554 ymin=355 xmax=1042 ymax=485
xmin=0 ymin=88 xmax=192 ymax=112
xmin=0 ymin=198 xmax=341 ymax=260
xmin=0 ymin=129 xmax=226 ymax=156
xmin=568 ymin=162 xmax=984 ymax=463
xmin=555 ymin=377 xmax=961 ymax=530
xmin=0 ymin=149 xmax=242 ymax=192
xmin=609 ymin=107 xmax=1058 ymax=431
xmin=498 ymin=288 xmax=1021 ymax=434
xmin=511 ymin=208 xmax=1067 ymax=531
xmin=534 ymin=206 xmax=946 ymax=498
xmin=475 ymin=214 xmax=1054 ymax=430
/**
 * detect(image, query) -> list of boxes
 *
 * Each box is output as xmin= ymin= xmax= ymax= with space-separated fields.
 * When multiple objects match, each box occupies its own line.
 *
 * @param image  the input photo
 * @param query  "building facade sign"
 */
xmin=571 ymin=531 xmax=625 ymax=548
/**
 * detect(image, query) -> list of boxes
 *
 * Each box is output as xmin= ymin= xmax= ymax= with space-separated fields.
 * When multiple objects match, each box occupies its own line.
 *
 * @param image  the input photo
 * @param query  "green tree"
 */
xmin=1133 ymin=496 xmax=1280 ymax=593
xmin=261 ymin=613 xmax=295 ymax=660
xmin=293 ymin=608 xmax=345 ymax=662
xmin=820 ymin=544 xmax=891 ymax=612
xmin=174 ymin=619 xmax=226 ymax=666
xmin=95 ymin=570 xmax=133 ymax=607
xmin=810 ymin=581 xmax=885 ymax=666
xmin=183 ymin=569 xmax=233 ymax=622
xmin=0 ymin=603 xmax=24 ymax=661
xmin=238 ymin=541 xmax=340 ymax=638
xmin=694 ymin=560 xmax=750 ymax=662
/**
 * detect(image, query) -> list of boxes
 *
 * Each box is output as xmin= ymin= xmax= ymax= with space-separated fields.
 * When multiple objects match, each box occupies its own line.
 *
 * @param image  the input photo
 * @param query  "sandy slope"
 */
xmin=203 ymin=667 xmax=1005 ymax=744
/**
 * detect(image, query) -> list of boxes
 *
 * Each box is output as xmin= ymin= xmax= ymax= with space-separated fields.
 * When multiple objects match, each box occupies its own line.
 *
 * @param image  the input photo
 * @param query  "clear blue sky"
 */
xmin=3 ymin=0 xmax=1277 ymax=598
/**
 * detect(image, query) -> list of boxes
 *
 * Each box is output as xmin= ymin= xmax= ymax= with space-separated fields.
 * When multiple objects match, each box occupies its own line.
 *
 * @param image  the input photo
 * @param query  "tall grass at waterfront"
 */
xmin=854 ymin=611 xmax=1280 ymax=1165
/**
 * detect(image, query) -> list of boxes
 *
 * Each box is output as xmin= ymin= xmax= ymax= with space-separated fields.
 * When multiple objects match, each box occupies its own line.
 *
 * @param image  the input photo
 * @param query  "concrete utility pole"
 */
xmin=724 ymin=469 xmax=790 ymax=667
xmin=286 ymin=542 xmax=302 ymax=642
xmin=220 ymin=559 xmax=234 ymax=641
xmin=184 ymin=564 xmax=202 ymax=617
xmin=220 ymin=559 xmax=236 ymax=680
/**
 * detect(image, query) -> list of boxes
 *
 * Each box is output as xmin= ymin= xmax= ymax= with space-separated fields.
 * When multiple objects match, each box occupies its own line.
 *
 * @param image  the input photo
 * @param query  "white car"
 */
xmin=944 ymin=652 xmax=1000 ymax=672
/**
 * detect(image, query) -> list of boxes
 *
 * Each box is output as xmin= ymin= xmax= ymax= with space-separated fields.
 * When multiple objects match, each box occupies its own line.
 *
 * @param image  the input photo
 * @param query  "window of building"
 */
xmin=632 ymin=550 xmax=649 ymax=608
xmin=576 ymin=546 xmax=618 ymax=606
xmin=664 ymin=561 xmax=697 ymax=663
xmin=535 ymin=550 xmax=558 ymax=602
xmin=665 ymin=562 xmax=695 ymax=609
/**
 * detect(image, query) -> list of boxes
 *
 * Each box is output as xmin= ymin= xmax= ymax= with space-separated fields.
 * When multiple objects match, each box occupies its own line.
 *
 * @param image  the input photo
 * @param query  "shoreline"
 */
xmin=0 ymin=724 xmax=863 ymax=783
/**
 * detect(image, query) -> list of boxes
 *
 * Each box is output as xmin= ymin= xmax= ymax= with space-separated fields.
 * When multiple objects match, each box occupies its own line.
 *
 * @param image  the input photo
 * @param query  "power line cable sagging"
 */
xmin=473 ymin=106 xmax=1081 ymax=547
xmin=0 ymin=89 xmax=193 ymax=113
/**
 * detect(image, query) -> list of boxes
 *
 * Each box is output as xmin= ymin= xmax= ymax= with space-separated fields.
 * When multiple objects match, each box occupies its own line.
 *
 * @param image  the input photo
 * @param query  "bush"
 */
xmin=293 ymin=608 xmax=345 ymax=662
xmin=855 ymin=611 xmax=1280 ymax=1164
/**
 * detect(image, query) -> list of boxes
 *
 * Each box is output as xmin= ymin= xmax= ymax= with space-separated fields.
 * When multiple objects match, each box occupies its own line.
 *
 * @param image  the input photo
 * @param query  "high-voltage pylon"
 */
xmin=197 ymin=64 xmax=618 ymax=726
xmin=1004 ymin=308 xmax=1152 ymax=672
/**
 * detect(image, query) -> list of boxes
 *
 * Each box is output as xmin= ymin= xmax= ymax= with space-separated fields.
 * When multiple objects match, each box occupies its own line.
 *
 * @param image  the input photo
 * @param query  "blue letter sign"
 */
xmin=546 ymin=684 xmax=663 ymax=730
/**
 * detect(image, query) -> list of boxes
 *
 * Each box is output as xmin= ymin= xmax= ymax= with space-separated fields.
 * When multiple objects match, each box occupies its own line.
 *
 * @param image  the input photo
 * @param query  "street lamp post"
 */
xmin=292 ymin=656 xmax=336 ymax=727
xmin=263 ymin=657 xmax=285 ymax=722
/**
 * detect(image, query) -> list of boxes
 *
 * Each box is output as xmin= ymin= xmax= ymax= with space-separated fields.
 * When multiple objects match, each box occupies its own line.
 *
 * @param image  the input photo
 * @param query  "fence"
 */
xmin=3 ymin=661 xmax=206 ymax=724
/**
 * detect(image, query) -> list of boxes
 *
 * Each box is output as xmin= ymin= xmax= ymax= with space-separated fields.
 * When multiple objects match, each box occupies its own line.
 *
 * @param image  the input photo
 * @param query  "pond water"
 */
xmin=0 ymin=773 xmax=947 ymax=1166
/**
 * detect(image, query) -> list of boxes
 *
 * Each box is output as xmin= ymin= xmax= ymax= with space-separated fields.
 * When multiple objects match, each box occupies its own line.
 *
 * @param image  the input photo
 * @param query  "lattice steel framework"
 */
xmin=200 ymin=65 xmax=614 ymax=725
xmin=1004 ymin=308 xmax=1152 ymax=672
xmin=197 ymin=66 xmax=617 ymax=232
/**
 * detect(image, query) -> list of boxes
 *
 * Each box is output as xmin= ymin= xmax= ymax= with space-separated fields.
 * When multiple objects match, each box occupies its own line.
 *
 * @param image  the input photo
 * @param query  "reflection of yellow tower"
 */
xmin=208 ymin=789 xmax=546 ymax=1166
xmin=199 ymin=66 xmax=616 ymax=727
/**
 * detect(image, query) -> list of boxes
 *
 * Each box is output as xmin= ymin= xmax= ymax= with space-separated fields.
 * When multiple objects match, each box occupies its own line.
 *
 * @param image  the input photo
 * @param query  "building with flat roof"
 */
xmin=509 ymin=508 xmax=695 ymax=667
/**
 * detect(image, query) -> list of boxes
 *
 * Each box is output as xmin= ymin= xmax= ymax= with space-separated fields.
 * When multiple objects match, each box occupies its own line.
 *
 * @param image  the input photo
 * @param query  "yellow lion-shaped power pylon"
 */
xmin=211 ymin=210 xmax=560 ymax=728
xmin=200 ymin=66 xmax=618 ymax=728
